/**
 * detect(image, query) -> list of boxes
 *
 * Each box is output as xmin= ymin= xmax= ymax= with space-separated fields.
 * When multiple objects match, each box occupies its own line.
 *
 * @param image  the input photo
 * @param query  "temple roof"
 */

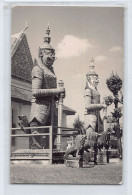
xmin=56 ymin=104 xmax=76 ymax=115
xmin=11 ymin=29 xmax=33 ymax=84
xmin=11 ymin=24 xmax=28 ymax=56
xmin=11 ymin=32 xmax=24 ymax=57
xmin=62 ymin=105 xmax=76 ymax=115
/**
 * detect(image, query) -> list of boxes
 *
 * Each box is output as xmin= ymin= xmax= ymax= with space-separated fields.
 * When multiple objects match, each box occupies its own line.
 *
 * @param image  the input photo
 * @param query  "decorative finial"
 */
xmin=89 ymin=57 xmax=95 ymax=70
xmin=87 ymin=57 xmax=98 ymax=76
xmin=91 ymin=57 xmax=94 ymax=66
xmin=22 ymin=21 xmax=28 ymax=33
xmin=44 ymin=24 xmax=51 ymax=44
xmin=58 ymin=80 xmax=64 ymax=87
xmin=38 ymin=24 xmax=54 ymax=60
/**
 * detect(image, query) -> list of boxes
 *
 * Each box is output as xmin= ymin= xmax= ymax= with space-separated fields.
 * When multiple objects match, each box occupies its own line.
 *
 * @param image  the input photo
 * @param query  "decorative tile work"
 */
xmin=11 ymin=34 xmax=33 ymax=83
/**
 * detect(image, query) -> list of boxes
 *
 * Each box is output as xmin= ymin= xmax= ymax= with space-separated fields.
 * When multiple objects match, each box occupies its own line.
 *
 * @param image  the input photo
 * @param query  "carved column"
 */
xmin=103 ymin=107 xmax=108 ymax=131
xmin=57 ymin=80 xmax=64 ymax=150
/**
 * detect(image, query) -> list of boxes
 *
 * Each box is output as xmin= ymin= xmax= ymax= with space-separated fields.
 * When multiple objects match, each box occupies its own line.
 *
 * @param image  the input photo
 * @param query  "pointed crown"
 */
xmin=87 ymin=58 xmax=98 ymax=77
xmin=39 ymin=24 xmax=55 ymax=56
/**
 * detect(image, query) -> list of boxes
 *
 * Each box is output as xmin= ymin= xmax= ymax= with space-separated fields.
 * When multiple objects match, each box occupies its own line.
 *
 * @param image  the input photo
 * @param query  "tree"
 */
xmin=105 ymin=72 xmax=123 ymax=159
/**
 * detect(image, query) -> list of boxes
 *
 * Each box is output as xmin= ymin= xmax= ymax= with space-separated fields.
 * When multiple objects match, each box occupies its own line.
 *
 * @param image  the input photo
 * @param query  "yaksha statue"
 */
xmin=84 ymin=58 xmax=105 ymax=133
xmin=30 ymin=25 xmax=65 ymax=149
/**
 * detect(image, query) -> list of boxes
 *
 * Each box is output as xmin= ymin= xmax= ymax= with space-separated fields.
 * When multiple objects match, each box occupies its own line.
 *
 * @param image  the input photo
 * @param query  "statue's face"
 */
xmin=43 ymin=49 xmax=56 ymax=67
xmin=87 ymin=75 xmax=99 ymax=88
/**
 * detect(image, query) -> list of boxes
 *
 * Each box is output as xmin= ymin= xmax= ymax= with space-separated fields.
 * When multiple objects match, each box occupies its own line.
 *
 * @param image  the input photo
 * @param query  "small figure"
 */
xmin=64 ymin=134 xmax=86 ymax=159
xmin=18 ymin=115 xmax=30 ymax=134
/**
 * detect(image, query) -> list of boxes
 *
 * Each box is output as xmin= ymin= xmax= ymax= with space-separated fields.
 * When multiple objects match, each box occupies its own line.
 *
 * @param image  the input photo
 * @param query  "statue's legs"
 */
xmin=30 ymin=121 xmax=49 ymax=149
xmin=84 ymin=114 xmax=98 ymax=165
xmin=84 ymin=114 xmax=97 ymax=131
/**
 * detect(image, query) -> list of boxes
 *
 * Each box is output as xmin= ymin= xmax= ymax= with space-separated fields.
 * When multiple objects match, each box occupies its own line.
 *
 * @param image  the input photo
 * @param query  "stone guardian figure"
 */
xmin=84 ymin=58 xmax=106 ymax=133
xmin=30 ymin=25 xmax=65 ymax=149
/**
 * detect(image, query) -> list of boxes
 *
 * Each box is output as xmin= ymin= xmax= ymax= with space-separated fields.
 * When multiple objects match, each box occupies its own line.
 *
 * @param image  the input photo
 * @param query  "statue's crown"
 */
xmin=87 ymin=58 xmax=98 ymax=76
xmin=39 ymin=24 xmax=55 ymax=51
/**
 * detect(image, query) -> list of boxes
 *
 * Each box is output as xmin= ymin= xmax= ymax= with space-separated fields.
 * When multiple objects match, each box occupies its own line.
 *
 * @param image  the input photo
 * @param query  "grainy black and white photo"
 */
xmin=10 ymin=6 xmax=123 ymax=184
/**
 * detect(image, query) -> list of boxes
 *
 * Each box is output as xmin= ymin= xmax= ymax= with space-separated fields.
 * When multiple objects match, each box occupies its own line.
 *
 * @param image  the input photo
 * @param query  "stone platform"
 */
xmin=11 ymin=149 xmax=50 ymax=160
xmin=10 ymin=149 xmax=65 ymax=164
xmin=53 ymin=149 xmax=65 ymax=163
xmin=10 ymin=149 xmax=119 ymax=166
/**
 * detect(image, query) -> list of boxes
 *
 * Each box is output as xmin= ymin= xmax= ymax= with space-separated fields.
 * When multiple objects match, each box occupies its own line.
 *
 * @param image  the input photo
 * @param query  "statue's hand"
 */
xmin=58 ymin=87 xmax=65 ymax=98
xmin=58 ymin=87 xmax=65 ymax=93
xmin=102 ymin=104 xmax=107 ymax=109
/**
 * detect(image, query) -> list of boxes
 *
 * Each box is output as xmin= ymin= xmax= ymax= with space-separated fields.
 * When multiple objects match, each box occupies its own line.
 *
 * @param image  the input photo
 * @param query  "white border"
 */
xmin=0 ymin=1 xmax=132 ymax=195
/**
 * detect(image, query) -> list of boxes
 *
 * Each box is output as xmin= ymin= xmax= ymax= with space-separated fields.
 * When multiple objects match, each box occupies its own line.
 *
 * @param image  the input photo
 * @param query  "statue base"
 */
xmin=83 ymin=151 xmax=108 ymax=165
xmin=97 ymin=151 xmax=107 ymax=165
xmin=65 ymin=156 xmax=83 ymax=168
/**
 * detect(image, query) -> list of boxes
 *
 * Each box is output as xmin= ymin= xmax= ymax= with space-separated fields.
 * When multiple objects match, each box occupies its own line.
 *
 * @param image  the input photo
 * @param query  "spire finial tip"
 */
xmin=91 ymin=57 xmax=94 ymax=64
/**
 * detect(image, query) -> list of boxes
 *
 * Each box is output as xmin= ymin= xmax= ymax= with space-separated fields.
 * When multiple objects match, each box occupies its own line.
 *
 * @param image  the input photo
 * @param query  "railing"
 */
xmin=11 ymin=126 xmax=53 ymax=164
xmin=11 ymin=126 xmax=112 ymax=164
xmin=10 ymin=126 xmax=78 ymax=164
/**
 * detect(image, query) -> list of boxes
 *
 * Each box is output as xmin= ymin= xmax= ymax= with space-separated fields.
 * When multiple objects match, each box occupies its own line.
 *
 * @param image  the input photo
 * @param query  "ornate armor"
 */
xmin=30 ymin=65 xmax=57 ymax=125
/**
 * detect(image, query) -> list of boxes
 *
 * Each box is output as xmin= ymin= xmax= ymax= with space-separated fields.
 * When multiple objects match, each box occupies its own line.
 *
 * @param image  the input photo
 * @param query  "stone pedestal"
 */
xmin=83 ymin=152 xmax=94 ymax=164
xmin=65 ymin=156 xmax=83 ymax=168
xmin=83 ymin=151 xmax=108 ymax=165
xmin=97 ymin=151 xmax=107 ymax=165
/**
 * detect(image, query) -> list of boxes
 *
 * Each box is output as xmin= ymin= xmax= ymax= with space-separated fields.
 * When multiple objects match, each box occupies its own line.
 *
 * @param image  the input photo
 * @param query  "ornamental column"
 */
xmin=103 ymin=107 xmax=108 ymax=131
xmin=57 ymin=80 xmax=64 ymax=150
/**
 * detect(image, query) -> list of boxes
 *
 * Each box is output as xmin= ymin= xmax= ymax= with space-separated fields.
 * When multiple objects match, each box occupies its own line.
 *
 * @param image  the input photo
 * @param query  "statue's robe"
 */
xmin=30 ymin=64 xmax=58 ymax=149
xmin=84 ymin=85 xmax=104 ymax=133
xmin=30 ymin=65 xmax=57 ymax=125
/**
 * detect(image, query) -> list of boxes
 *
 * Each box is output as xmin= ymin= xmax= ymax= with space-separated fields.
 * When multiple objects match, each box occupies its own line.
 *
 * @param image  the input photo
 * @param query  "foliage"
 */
xmin=106 ymin=72 xmax=122 ymax=96
xmin=104 ymin=96 xmax=113 ymax=106
xmin=105 ymin=72 xmax=123 ymax=120
xmin=111 ymin=107 xmax=123 ymax=121
xmin=106 ymin=72 xmax=123 ymax=157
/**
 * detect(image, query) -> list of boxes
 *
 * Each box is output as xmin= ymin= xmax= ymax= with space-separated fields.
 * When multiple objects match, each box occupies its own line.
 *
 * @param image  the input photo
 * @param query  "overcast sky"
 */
xmin=11 ymin=6 xmax=124 ymax=126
